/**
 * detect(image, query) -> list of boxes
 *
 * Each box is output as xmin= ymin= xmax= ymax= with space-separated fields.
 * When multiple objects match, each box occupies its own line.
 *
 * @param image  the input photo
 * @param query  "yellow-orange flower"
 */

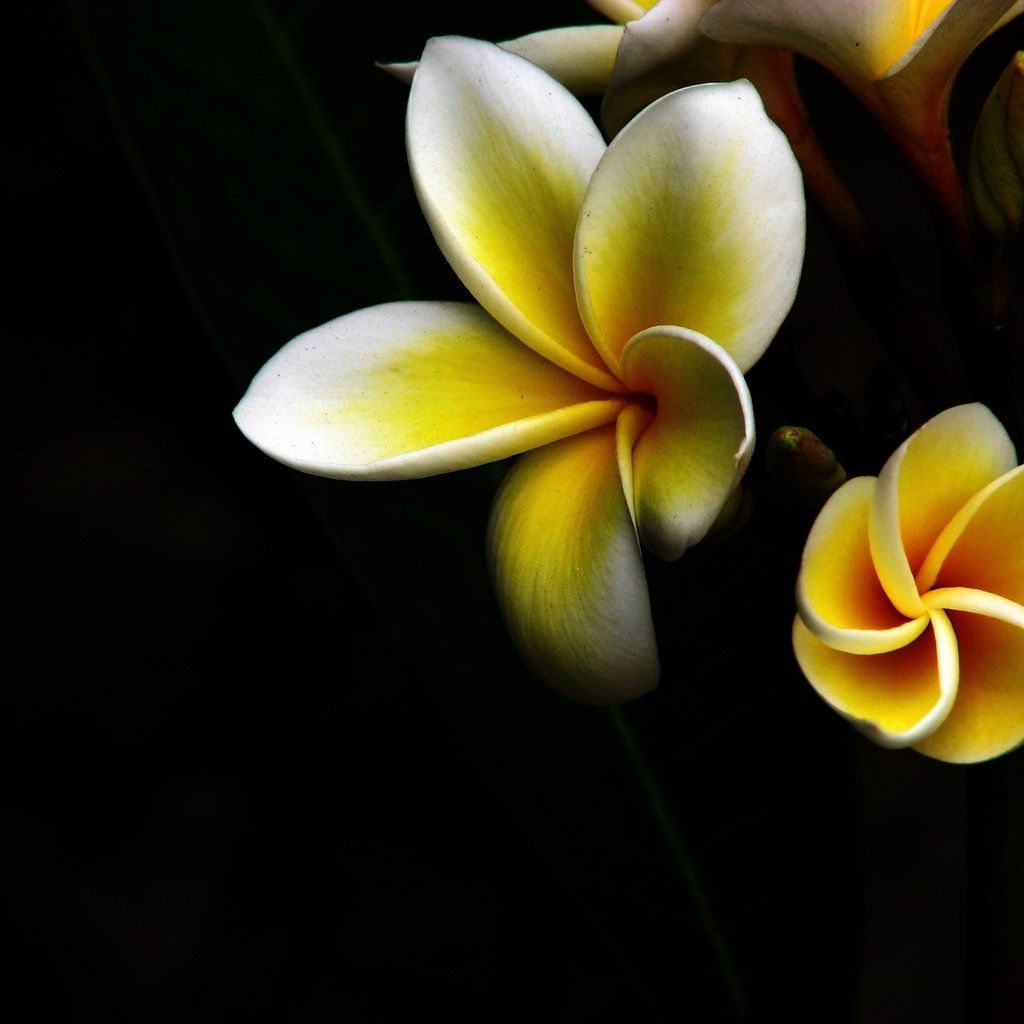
xmin=793 ymin=404 xmax=1024 ymax=763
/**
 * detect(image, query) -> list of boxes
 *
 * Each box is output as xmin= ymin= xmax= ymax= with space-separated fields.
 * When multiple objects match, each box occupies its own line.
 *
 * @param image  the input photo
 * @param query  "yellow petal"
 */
xmin=575 ymin=80 xmax=805 ymax=375
xmin=487 ymin=425 xmax=659 ymax=703
xmin=619 ymin=326 xmax=754 ymax=560
xmin=701 ymin=0 xmax=957 ymax=82
xmin=870 ymin=403 xmax=1017 ymax=617
xmin=233 ymin=302 xmax=625 ymax=479
xmin=913 ymin=611 xmax=1024 ymax=762
xmin=587 ymin=0 xmax=656 ymax=22
xmin=920 ymin=465 xmax=1024 ymax=601
xmin=408 ymin=36 xmax=622 ymax=392
xmin=793 ymin=610 xmax=958 ymax=748
xmin=797 ymin=476 xmax=930 ymax=653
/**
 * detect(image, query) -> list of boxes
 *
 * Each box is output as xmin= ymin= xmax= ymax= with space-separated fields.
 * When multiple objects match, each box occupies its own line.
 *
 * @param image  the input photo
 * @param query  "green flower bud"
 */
xmin=967 ymin=52 xmax=1024 ymax=243
xmin=766 ymin=426 xmax=847 ymax=509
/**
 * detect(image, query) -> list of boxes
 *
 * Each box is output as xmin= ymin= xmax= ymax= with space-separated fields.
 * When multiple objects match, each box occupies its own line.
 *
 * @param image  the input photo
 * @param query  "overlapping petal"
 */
xmin=913 ymin=611 xmax=1024 ymax=762
xmin=924 ymin=465 xmax=1024 ymax=601
xmin=487 ymin=425 xmax=659 ymax=703
xmin=407 ymin=36 xmax=621 ymax=391
xmin=233 ymin=302 xmax=625 ymax=479
xmin=793 ymin=609 xmax=959 ymax=748
xmin=619 ymin=326 xmax=754 ymax=560
xmin=574 ymin=80 xmax=805 ymax=375
xmin=700 ymin=0 xmax=958 ymax=81
xmin=794 ymin=403 xmax=1023 ymax=762
xmin=796 ymin=476 xmax=930 ymax=654
xmin=869 ymin=404 xmax=1017 ymax=616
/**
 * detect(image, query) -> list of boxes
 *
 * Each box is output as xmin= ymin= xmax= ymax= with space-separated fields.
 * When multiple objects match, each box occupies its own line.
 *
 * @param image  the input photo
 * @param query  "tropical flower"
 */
xmin=793 ymin=404 xmax=1024 ymax=763
xmin=701 ymin=0 xmax=1024 ymax=243
xmin=234 ymin=36 xmax=805 ymax=703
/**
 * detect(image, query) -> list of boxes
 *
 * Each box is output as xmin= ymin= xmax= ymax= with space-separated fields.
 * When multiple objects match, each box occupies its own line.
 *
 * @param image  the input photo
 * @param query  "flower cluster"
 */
xmin=235 ymin=3 xmax=1023 ymax=760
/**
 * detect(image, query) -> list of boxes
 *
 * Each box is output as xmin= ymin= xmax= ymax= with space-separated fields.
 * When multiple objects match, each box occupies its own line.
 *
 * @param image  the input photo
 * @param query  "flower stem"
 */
xmin=606 ymin=704 xmax=746 ymax=1017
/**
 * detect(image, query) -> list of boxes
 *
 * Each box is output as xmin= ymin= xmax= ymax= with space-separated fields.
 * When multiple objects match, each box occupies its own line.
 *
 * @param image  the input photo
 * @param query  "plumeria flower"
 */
xmin=234 ymin=36 xmax=805 ymax=703
xmin=701 ymin=0 xmax=1024 ymax=245
xmin=793 ymin=404 xmax=1024 ymax=763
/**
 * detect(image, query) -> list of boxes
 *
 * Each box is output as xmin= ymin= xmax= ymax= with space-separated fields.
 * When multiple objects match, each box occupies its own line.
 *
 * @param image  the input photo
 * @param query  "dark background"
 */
xmin=7 ymin=2 xmax=1022 ymax=1020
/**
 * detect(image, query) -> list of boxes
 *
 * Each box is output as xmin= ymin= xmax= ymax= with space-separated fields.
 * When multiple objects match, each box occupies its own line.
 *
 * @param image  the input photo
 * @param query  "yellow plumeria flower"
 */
xmin=234 ymin=36 xmax=806 ymax=703
xmin=701 ymin=0 xmax=1024 ymax=241
xmin=793 ymin=404 xmax=1024 ymax=763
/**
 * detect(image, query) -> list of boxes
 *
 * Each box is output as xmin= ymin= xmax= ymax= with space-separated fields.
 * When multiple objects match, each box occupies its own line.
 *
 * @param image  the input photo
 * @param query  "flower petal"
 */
xmin=498 ymin=26 xmax=625 ymax=95
xmin=408 ymin=36 xmax=621 ymax=391
xmin=487 ymin=425 xmax=659 ymax=703
xmin=233 ymin=302 xmax=625 ymax=479
xmin=588 ymin=0 xmax=656 ymax=22
xmin=920 ymin=465 xmax=1024 ymax=602
xmin=796 ymin=476 xmax=930 ymax=653
xmin=618 ymin=326 xmax=753 ymax=560
xmin=575 ymin=80 xmax=805 ymax=375
xmin=381 ymin=26 xmax=625 ymax=96
xmin=870 ymin=403 xmax=1017 ymax=617
xmin=913 ymin=610 xmax=1024 ymax=762
xmin=700 ymin=0 xmax=957 ymax=82
xmin=793 ymin=609 xmax=959 ymax=748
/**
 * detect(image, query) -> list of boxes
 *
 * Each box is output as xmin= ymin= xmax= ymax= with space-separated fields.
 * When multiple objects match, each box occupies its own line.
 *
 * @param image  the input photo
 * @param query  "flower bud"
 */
xmin=766 ymin=426 xmax=847 ymax=508
xmin=967 ymin=51 xmax=1024 ymax=243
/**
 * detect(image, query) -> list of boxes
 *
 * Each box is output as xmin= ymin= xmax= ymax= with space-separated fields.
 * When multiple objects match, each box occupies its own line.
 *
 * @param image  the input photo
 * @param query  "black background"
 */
xmin=7 ymin=3 xmax=1022 ymax=1020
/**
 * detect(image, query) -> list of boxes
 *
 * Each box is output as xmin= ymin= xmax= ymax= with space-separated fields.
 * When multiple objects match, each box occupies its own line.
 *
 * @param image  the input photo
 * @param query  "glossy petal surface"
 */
xmin=408 ymin=36 xmax=620 ymax=391
xmin=793 ymin=611 xmax=959 ymax=748
xmin=233 ymin=302 xmax=624 ymax=479
xmin=700 ymin=0 xmax=956 ymax=80
xmin=487 ymin=425 xmax=659 ymax=703
xmin=913 ymin=611 xmax=1024 ymax=762
xmin=797 ymin=476 xmax=930 ymax=653
xmin=870 ymin=404 xmax=1016 ymax=615
xmin=575 ymin=80 xmax=805 ymax=374
xmin=620 ymin=326 xmax=754 ymax=560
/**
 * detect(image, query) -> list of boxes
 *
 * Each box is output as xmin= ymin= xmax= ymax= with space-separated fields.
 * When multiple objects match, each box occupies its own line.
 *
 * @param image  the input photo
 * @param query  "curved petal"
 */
xmin=499 ymin=26 xmax=625 ymax=96
xmin=793 ymin=609 xmax=959 ymax=748
xmin=796 ymin=476 xmax=930 ymax=654
xmin=913 ymin=610 xmax=1024 ymax=762
xmin=923 ymin=588 xmax=1024 ymax=630
xmin=380 ymin=26 xmax=626 ymax=96
xmin=407 ymin=36 xmax=621 ymax=392
xmin=487 ymin=425 xmax=659 ymax=703
xmin=575 ymin=80 xmax=805 ymax=375
xmin=601 ymin=0 xmax=734 ymax=137
xmin=921 ymin=465 xmax=1024 ymax=601
xmin=886 ymin=0 xmax=1020 ymax=78
xmin=233 ymin=302 xmax=625 ymax=480
xmin=870 ymin=404 xmax=1017 ymax=617
xmin=618 ymin=326 xmax=753 ymax=560
xmin=700 ymin=0 xmax=956 ymax=82
xmin=588 ymin=0 xmax=655 ymax=22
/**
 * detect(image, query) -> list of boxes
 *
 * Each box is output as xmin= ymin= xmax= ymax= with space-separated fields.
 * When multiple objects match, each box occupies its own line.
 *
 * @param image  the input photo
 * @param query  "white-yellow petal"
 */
xmin=408 ymin=36 xmax=622 ymax=392
xmin=233 ymin=302 xmax=625 ymax=480
xmin=796 ymin=476 xmax=930 ymax=654
xmin=487 ymin=425 xmax=659 ymax=704
xmin=498 ymin=26 xmax=625 ymax=96
xmin=575 ymin=80 xmax=805 ymax=375
xmin=700 ymin=0 xmax=957 ymax=82
xmin=793 ymin=609 xmax=959 ymax=749
xmin=588 ymin=0 xmax=655 ymax=23
xmin=381 ymin=26 xmax=625 ymax=96
xmin=619 ymin=326 xmax=754 ymax=560
xmin=870 ymin=404 xmax=1017 ymax=616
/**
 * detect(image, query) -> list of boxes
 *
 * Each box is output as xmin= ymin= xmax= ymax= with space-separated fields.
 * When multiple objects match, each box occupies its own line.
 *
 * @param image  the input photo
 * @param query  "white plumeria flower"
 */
xmin=701 ymin=0 xmax=1024 ymax=240
xmin=794 ymin=404 xmax=1024 ymax=763
xmin=234 ymin=36 xmax=806 ymax=703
